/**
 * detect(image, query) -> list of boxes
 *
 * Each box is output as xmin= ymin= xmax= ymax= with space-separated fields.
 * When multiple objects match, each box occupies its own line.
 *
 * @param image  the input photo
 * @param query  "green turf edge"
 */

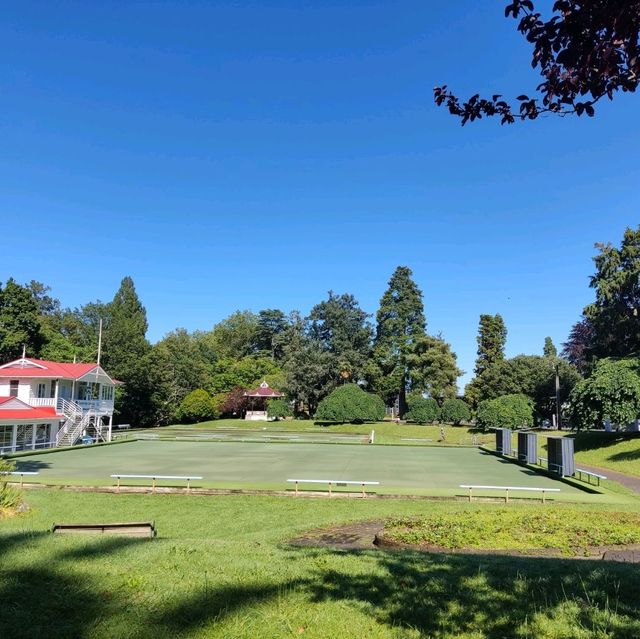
xmin=3 ymin=437 xmax=138 ymax=460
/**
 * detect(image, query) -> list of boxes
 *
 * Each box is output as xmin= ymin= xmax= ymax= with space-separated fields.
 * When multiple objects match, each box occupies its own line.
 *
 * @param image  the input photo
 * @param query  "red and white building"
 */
xmin=243 ymin=381 xmax=284 ymax=420
xmin=0 ymin=356 xmax=117 ymax=453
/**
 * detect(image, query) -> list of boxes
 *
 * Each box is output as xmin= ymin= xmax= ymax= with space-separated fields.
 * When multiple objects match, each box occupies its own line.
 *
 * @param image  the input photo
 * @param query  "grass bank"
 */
xmin=1 ymin=491 xmax=640 ymax=638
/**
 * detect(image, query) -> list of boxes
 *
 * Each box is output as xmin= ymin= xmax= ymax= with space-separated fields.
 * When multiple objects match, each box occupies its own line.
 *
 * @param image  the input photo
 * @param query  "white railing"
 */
xmin=29 ymin=398 xmax=56 ymax=407
xmin=76 ymin=399 xmax=114 ymax=413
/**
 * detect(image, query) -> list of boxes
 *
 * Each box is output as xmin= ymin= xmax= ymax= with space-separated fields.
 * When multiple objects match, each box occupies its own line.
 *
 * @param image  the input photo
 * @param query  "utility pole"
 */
xmin=555 ymin=363 xmax=561 ymax=431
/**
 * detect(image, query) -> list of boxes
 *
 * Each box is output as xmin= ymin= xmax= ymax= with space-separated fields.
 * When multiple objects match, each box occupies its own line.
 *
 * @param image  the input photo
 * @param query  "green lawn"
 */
xmin=120 ymin=419 xmax=493 ymax=446
xmin=11 ymin=439 xmax=592 ymax=499
xmin=1 ymin=490 xmax=640 ymax=638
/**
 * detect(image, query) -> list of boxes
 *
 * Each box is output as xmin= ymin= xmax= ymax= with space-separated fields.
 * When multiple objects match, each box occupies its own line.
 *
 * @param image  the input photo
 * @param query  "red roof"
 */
xmin=0 ymin=358 xmax=103 ymax=380
xmin=244 ymin=381 xmax=283 ymax=398
xmin=0 ymin=397 xmax=62 ymax=421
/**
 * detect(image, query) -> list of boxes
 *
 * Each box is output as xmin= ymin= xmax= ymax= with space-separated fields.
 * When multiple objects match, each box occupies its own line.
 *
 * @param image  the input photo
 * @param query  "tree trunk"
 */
xmin=398 ymin=377 xmax=408 ymax=418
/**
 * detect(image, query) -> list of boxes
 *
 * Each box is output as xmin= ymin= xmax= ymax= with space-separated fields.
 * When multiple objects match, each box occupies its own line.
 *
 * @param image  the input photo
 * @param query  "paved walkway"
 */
xmin=576 ymin=463 xmax=640 ymax=494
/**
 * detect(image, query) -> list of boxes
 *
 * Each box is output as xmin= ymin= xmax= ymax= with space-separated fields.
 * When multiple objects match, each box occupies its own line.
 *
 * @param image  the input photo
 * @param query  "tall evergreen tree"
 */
xmin=308 ymin=291 xmax=372 ymax=384
xmin=369 ymin=266 xmax=426 ymax=415
xmin=543 ymin=336 xmax=557 ymax=358
xmin=279 ymin=312 xmax=335 ymax=414
xmin=254 ymin=309 xmax=288 ymax=359
xmin=407 ymin=333 xmax=463 ymax=403
xmin=584 ymin=226 xmax=640 ymax=358
xmin=0 ymin=278 xmax=45 ymax=361
xmin=102 ymin=277 xmax=155 ymax=426
xmin=474 ymin=314 xmax=507 ymax=376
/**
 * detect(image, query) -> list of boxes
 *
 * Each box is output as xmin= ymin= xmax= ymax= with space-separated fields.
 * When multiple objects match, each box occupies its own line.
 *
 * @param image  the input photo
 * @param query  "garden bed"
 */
xmin=375 ymin=508 xmax=640 ymax=557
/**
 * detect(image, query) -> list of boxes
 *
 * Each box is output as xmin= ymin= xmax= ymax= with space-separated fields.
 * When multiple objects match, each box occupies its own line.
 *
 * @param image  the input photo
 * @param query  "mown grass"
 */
xmin=381 ymin=508 xmax=640 ymax=556
xmin=138 ymin=419 xmax=491 ymax=447
xmin=1 ymin=490 xmax=640 ymax=638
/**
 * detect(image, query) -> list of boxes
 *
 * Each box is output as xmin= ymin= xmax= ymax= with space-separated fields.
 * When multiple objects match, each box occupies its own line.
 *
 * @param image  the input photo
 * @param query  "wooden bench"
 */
xmin=287 ymin=478 xmax=380 ymax=498
xmin=110 ymin=474 xmax=203 ymax=492
xmin=1 ymin=471 xmax=39 ymax=487
xmin=52 ymin=521 xmax=156 ymax=537
xmin=460 ymin=484 xmax=561 ymax=503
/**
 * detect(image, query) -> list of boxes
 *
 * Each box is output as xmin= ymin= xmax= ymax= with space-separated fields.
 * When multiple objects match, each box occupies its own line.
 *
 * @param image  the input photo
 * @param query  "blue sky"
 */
xmin=1 ymin=1 xmax=637 ymax=388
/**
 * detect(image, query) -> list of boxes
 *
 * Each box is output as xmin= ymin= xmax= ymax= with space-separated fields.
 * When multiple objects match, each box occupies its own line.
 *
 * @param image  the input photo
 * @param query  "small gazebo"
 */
xmin=243 ymin=381 xmax=283 ymax=421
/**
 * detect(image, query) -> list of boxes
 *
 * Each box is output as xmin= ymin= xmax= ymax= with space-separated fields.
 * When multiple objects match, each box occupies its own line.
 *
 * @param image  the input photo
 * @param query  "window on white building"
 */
xmin=101 ymin=385 xmax=114 ymax=401
xmin=0 ymin=425 xmax=13 ymax=451
xmin=37 ymin=383 xmax=46 ymax=398
xmin=35 ymin=424 xmax=50 ymax=446
xmin=9 ymin=380 xmax=19 ymax=397
xmin=15 ymin=424 xmax=34 ymax=451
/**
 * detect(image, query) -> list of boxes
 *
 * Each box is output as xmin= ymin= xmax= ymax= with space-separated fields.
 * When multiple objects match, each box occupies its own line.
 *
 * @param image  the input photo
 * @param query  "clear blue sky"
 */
xmin=1 ymin=1 xmax=637 ymax=388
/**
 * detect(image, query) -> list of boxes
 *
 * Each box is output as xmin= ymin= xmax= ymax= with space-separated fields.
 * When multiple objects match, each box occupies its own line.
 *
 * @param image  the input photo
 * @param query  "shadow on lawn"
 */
xmin=299 ymin=548 xmax=640 ymax=639
xmin=12 ymin=459 xmax=52 ymax=472
xmin=3 ymin=528 xmax=640 ymax=639
xmin=0 ymin=532 xmax=148 ymax=639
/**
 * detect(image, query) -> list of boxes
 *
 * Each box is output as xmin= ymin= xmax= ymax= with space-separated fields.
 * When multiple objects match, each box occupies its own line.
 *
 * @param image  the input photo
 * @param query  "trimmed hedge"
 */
xmin=405 ymin=397 xmax=439 ymax=424
xmin=315 ymin=384 xmax=385 ymax=423
xmin=476 ymin=393 xmax=533 ymax=431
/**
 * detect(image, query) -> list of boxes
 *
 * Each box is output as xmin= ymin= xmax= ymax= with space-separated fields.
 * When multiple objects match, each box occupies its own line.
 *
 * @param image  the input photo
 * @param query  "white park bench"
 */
xmin=110 ymin=474 xmax=203 ymax=492
xmin=575 ymin=467 xmax=607 ymax=486
xmin=1 ymin=471 xmax=39 ymax=487
xmin=287 ymin=478 xmax=380 ymax=498
xmin=460 ymin=484 xmax=561 ymax=504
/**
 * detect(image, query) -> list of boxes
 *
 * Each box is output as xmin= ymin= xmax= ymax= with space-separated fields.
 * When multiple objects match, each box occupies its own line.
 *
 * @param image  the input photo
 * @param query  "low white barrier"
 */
xmin=110 ymin=474 xmax=203 ymax=492
xmin=460 ymin=484 xmax=560 ymax=503
xmin=287 ymin=478 xmax=380 ymax=498
xmin=1 ymin=471 xmax=40 ymax=487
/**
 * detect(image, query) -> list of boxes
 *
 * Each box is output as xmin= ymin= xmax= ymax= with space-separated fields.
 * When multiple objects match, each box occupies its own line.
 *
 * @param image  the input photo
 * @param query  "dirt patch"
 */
xmin=290 ymin=520 xmax=384 ymax=550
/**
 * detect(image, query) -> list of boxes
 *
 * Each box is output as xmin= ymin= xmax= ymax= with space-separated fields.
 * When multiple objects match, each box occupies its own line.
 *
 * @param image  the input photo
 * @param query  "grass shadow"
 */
xmin=297 ymin=547 xmax=640 ymax=638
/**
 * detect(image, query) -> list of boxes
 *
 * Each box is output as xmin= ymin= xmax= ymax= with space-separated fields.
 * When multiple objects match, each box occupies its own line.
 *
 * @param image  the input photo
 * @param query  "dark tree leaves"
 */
xmin=435 ymin=1 xmax=640 ymax=124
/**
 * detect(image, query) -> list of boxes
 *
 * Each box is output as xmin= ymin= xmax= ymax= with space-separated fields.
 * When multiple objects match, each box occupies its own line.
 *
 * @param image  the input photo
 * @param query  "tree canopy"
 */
xmin=435 ymin=1 xmax=640 ymax=125
xmin=368 ymin=266 xmax=427 ymax=415
xmin=569 ymin=358 xmax=640 ymax=430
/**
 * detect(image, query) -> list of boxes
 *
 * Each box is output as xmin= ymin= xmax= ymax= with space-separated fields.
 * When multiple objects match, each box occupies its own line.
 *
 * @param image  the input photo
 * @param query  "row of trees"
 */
xmin=463 ymin=226 xmax=640 ymax=431
xmin=2 ymin=226 xmax=636 ymax=429
xmin=0 ymin=267 xmax=463 ymax=426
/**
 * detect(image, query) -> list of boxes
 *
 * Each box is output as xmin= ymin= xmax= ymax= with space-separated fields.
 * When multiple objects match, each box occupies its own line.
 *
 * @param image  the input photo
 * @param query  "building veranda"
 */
xmin=0 ymin=356 xmax=117 ymax=453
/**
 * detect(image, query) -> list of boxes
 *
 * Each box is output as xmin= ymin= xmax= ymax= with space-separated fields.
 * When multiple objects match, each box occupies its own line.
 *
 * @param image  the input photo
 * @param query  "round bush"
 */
xmin=476 ymin=394 xmax=533 ymax=431
xmin=267 ymin=398 xmax=292 ymax=420
xmin=405 ymin=397 xmax=439 ymax=424
xmin=315 ymin=384 xmax=385 ymax=423
xmin=440 ymin=398 xmax=471 ymax=425
xmin=178 ymin=389 xmax=218 ymax=424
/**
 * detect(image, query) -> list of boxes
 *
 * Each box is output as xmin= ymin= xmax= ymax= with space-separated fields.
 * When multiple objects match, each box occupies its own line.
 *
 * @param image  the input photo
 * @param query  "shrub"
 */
xmin=267 ymin=398 xmax=292 ymax=420
xmin=476 ymin=394 xmax=533 ymax=431
xmin=405 ymin=397 xmax=439 ymax=424
xmin=0 ymin=458 xmax=22 ymax=512
xmin=440 ymin=398 xmax=472 ymax=425
xmin=177 ymin=389 xmax=218 ymax=423
xmin=315 ymin=384 xmax=385 ymax=423
xmin=218 ymin=387 xmax=249 ymax=418
xmin=568 ymin=358 xmax=640 ymax=429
